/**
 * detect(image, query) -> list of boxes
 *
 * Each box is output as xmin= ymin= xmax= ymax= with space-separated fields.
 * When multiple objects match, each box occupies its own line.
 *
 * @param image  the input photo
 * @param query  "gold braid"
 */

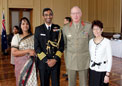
xmin=47 ymin=29 xmax=62 ymax=48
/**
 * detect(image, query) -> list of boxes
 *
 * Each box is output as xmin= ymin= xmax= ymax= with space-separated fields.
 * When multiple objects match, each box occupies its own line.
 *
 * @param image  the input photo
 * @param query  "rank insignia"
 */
xmin=82 ymin=31 xmax=88 ymax=36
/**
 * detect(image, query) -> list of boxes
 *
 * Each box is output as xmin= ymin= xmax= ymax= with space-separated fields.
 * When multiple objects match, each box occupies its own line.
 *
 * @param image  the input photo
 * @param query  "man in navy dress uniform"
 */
xmin=34 ymin=8 xmax=64 ymax=86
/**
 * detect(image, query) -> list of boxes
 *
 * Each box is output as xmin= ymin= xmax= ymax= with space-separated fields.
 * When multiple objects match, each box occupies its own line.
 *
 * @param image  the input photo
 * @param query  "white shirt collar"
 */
xmin=45 ymin=23 xmax=52 ymax=30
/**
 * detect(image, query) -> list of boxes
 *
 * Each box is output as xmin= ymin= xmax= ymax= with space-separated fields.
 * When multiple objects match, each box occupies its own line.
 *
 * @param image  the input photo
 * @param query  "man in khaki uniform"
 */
xmin=62 ymin=6 xmax=93 ymax=86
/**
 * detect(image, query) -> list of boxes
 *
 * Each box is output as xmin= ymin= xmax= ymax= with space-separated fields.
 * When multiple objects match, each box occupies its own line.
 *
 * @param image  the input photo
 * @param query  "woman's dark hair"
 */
xmin=19 ymin=17 xmax=32 ymax=34
xmin=43 ymin=8 xmax=53 ymax=16
xmin=13 ymin=26 xmax=19 ymax=31
xmin=65 ymin=17 xmax=72 ymax=22
xmin=92 ymin=20 xmax=103 ymax=30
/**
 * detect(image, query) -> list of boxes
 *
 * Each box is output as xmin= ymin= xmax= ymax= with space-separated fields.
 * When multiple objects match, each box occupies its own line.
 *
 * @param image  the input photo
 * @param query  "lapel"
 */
xmin=41 ymin=24 xmax=49 ymax=43
xmin=50 ymin=24 xmax=54 ymax=32
xmin=43 ymin=23 xmax=55 ymax=40
xmin=68 ymin=21 xmax=85 ymax=37
xmin=50 ymin=24 xmax=58 ymax=41
xmin=43 ymin=23 xmax=54 ymax=33
xmin=42 ymin=24 xmax=47 ymax=34
xmin=69 ymin=21 xmax=85 ymax=30
xmin=70 ymin=24 xmax=76 ymax=36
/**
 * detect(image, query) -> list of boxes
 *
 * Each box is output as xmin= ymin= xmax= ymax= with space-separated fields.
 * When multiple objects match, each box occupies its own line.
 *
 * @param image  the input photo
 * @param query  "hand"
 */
xmin=47 ymin=59 xmax=57 ymax=67
xmin=28 ymin=49 xmax=36 ymax=56
xmin=104 ymin=75 xmax=109 ymax=83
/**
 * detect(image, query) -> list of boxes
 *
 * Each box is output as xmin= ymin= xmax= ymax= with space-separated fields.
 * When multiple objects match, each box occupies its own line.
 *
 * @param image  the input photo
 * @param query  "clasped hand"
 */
xmin=47 ymin=59 xmax=57 ymax=67
xmin=28 ymin=49 xmax=36 ymax=56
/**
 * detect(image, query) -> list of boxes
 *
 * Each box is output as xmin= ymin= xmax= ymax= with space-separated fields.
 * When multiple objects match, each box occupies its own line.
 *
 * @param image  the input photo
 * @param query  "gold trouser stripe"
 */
xmin=37 ymin=52 xmax=46 ymax=60
xmin=55 ymin=51 xmax=62 ymax=58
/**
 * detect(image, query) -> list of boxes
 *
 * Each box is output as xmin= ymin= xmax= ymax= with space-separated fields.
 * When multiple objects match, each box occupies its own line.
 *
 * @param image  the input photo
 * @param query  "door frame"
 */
xmin=9 ymin=8 xmax=33 ymax=33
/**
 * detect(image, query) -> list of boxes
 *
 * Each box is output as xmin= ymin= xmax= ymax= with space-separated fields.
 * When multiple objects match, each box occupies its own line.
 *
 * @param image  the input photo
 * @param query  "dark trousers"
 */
xmin=89 ymin=69 xmax=109 ymax=86
xmin=37 ymin=58 xmax=61 ymax=86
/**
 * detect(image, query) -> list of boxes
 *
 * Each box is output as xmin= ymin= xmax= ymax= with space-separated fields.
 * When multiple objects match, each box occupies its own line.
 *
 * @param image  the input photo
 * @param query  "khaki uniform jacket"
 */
xmin=62 ymin=21 xmax=93 ymax=70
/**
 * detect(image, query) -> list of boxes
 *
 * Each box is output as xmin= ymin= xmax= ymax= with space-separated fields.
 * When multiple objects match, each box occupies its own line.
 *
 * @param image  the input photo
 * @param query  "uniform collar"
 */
xmin=69 ymin=21 xmax=85 ymax=27
xmin=45 ymin=23 xmax=52 ymax=30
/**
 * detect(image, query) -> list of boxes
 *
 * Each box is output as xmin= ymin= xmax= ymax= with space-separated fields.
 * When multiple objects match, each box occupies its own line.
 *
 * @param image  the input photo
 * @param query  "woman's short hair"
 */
xmin=92 ymin=20 xmax=103 ymax=30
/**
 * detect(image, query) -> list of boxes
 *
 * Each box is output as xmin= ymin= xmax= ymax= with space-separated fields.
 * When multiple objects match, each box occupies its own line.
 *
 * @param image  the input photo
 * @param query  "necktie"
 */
xmin=48 ymin=26 xmax=51 ymax=31
xmin=47 ymin=26 xmax=50 ymax=39
xmin=75 ymin=24 xmax=79 ymax=29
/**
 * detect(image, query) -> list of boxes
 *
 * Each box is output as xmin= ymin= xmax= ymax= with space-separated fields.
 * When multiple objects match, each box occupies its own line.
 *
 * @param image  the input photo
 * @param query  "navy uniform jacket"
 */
xmin=34 ymin=24 xmax=64 ymax=63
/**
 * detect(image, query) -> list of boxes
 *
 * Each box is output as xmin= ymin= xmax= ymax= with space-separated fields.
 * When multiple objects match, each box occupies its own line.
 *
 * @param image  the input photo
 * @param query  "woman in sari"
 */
xmin=11 ymin=17 xmax=37 ymax=86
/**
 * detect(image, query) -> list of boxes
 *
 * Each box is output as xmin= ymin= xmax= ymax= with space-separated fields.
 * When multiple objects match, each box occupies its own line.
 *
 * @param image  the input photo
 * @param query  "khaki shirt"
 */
xmin=62 ymin=21 xmax=93 ymax=70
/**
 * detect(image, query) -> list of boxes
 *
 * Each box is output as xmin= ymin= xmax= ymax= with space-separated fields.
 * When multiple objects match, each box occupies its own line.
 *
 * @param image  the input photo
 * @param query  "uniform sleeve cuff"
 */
xmin=55 ymin=51 xmax=62 ymax=58
xmin=54 ymin=51 xmax=63 ymax=61
xmin=53 ymin=55 xmax=60 ymax=62
xmin=37 ymin=52 xmax=47 ymax=63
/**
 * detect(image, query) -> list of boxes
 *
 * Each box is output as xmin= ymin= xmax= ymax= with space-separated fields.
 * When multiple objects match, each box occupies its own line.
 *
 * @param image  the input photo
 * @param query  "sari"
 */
xmin=11 ymin=34 xmax=37 ymax=86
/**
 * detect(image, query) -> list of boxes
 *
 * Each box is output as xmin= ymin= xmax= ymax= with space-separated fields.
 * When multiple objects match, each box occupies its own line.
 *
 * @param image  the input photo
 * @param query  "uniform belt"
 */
xmin=91 ymin=60 xmax=107 ymax=67
xmin=91 ymin=62 xmax=102 ymax=67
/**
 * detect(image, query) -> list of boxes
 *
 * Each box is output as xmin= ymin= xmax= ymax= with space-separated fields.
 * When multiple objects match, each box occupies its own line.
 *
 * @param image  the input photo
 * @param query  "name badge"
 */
xmin=67 ymin=34 xmax=72 ymax=37
xmin=40 ymin=34 xmax=46 ymax=36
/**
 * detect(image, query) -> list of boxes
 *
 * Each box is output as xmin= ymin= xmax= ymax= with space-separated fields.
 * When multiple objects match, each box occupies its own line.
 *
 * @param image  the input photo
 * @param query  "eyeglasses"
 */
xmin=44 ymin=14 xmax=53 ymax=17
xmin=71 ymin=12 xmax=81 ymax=15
